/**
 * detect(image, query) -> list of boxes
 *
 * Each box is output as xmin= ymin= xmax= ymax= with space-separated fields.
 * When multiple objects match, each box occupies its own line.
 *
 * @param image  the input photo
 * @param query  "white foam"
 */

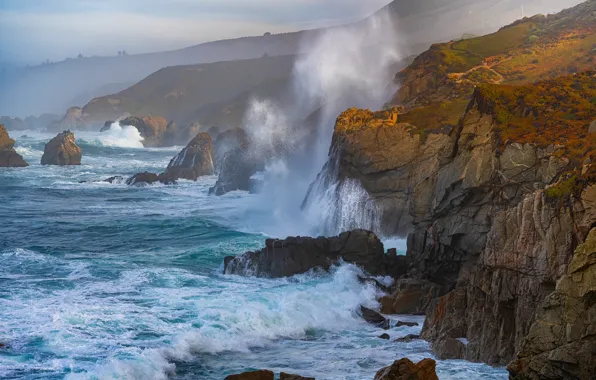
xmin=95 ymin=122 xmax=145 ymax=148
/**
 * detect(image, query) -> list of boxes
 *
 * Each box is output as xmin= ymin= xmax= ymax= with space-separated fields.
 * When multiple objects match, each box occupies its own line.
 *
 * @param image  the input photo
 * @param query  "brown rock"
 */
xmin=162 ymin=132 xmax=214 ymax=180
xmin=380 ymin=279 xmax=441 ymax=315
xmin=0 ymin=125 xmax=28 ymax=167
xmin=360 ymin=306 xmax=390 ymax=329
xmin=589 ymin=120 xmax=596 ymax=134
xmin=431 ymin=336 xmax=466 ymax=360
xmin=225 ymin=370 xmax=274 ymax=380
xmin=280 ymin=373 xmax=315 ymax=380
xmin=394 ymin=334 xmax=420 ymax=343
xmin=41 ymin=130 xmax=81 ymax=165
xmin=120 ymin=116 xmax=168 ymax=147
xmin=374 ymin=358 xmax=438 ymax=380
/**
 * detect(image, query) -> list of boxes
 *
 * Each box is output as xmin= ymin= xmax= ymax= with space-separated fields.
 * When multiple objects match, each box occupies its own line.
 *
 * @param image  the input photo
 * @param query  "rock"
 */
xmin=280 ymin=373 xmax=315 ymax=380
xmin=379 ymin=333 xmax=391 ymax=340
xmin=0 ymin=125 xmax=28 ymax=167
xmin=209 ymin=145 xmax=261 ymax=196
xmin=126 ymin=172 xmax=176 ymax=186
xmin=508 ymin=228 xmax=596 ymax=380
xmin=103 ymin=176 xmax=124 ymax=184
xmin=100 ymin=120 xmax=114 ymax=132
xmin=213 ymin=128 xmax=248 ymax=171
xmin=431 ymin=336 xmax=466 ymax=360
xmin=589 ymin=120 xmax=596 ymax=134
xmin=358 ymin=275 xmax=393 ymax=293
xmin=379 ymin=279 xmax=441 ymax=315
xmin=119 ymin=116 xmax=168 ymax=147
xmin=361 ymin=306 xmax=390 ymax=330
xmin=374 ymin=358 xmax=438 ymax=380
xmin=162 ymin=132 xmax=214 ymax=180
xmin=224 ymin=230 xmax=404 ymax=278
xmin=225 ymin=370 xmax=274 ymax=380
xmin=394 ymin=334 xmax=420 ymax=343
xmin=395 ymin=321 xmax=419 ymax=327
xmin=41 ymin=130 xmax=81 ymax=165
xmin=58 ymin=106 xmax=84 ymax=130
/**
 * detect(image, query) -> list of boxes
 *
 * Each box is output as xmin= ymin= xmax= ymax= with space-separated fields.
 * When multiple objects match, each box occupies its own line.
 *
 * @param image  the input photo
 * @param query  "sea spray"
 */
xmin=91 ymin=122 xmax=145 ymax=148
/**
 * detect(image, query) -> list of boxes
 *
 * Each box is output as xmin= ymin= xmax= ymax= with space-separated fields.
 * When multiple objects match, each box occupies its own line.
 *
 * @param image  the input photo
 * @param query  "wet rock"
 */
xmin=224 ymin=230 xmax=403 ymax=278
xmin=357 ymin=275 xmax=393 ymax=293
xmin=162 ymin=132 xmax=214 ymax=180
xmin=395 ymin=321 xmax=419 ymax=327
xmin=508 ymin=228 xmax=596 ymax=380
xmin=431 ymin=336 xmax=466 ymax=360
xmin=374 ymin=358 xmax=438 ymax=380
xmin=360 ymin=306 xmax=390 ymax=330
xmin=100 ymin=120 xmax=114 ymax=132
xmin=126 ymin=171 xmax=176 ymax=186
xmin=394 ymin=334 xmax=420 ymax=343
xmin=379 ymin=333 xmax=391 ymax=340
xmin=41 ymin=130 xmax=81 ymax=165
xmin=280 ymin=373 xmax=315 ymax=380
xmin=379 ymin=279 xmax=441 ymax=315
xmin=209 ymin=145 xmax=262 ymax=196
xmin=0 ymin=125 xmax=28 ymax=167
xmin=119 ymin=116 xmax=168 ymax=147
xmin=224 ymin=370 xmax=274 ymax=380
xmin=103 ymin=176 xmax=124 ymax=184
xmin=213 ymin=128 xmax=248 ymax=171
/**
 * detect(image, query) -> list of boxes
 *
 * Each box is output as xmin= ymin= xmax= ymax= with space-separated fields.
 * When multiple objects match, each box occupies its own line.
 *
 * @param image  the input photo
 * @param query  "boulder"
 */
xmin=280 ymin=373 xmax=315 ymax=380
xmin=374 ymin=358 xmax=438 ymax=380
xmin=360 ymin=306 xmax=390 ymax=330
xmin=41 ymin=130 xmax=81 ymax=165
xmin=162 ymin=132 xmax=214 ymax=180
xmin=395 ymin=321 xmax=419 ymax=327
xmin=0 ymin=125 xmax=28 ymax=167
xmin=394 ymin=334 xmax=420 ymax=343
xmin=431 ymin=336 xmax=466 ymax=360
xmin=224 ymin=230 xmax=403 ymax=278
xmin=209 ymin=145 xmax=262 ymax=196
xmin=119 ymin=116 xmax=168 ymax=147
xmin=379 ymin=279 xmax=441 ymax=315
xmin=225 ymin=370 xmax=274 ymax=380
xmin=126 ymin=172 xmax=177 ymax=186
xmin=507 ymin=228 xmax=596 ymax=380
xmin=379 ymin=333 xmax=391 ymax=340
xmin=213 ymin=128 xmax=248 ymax=171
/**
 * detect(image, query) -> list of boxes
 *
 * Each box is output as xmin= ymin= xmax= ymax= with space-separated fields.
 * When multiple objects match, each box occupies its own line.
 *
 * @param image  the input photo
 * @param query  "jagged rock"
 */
xmin=379 ymin=279 xmax=441 ymax=315
xmin=41 ymin=130 xmax=81 ymax=165
xmin=508 ymin=228 xmax=596 ymax=380
xmin=431 ymin=336 xmax=466 ymax=360
xmin=100 ymin=120 xmax=114 ymax=132
xmin=103 ymin=176 xmax=124 ymax=184
xmin=0 ymin=125 xmax=28 ymax=167
xmin=162 ymin=132 xmax=214 ymax=180
xmin=374 ymin=358 xmax=438 ymax=380
xmin=209 ymin=145 xmax=261 ymax=196
xmin=280 ymin=373 xmax=315 ymax=380
xmin=379 ymin=333 xmax=391 ymax=340
xmin=213 ymin=128 xmax=248 ymax=171
xmin=394 ymin=334 xmax=420 ymax=343
xmin=395 ymin=321 xmax=419 ymax=327
xmin=358 ymin=275 xmax=394 ymax=293
xmin=126 ymin=171 xmax=176 ymax=186
xmin=119 ymin=116 xmax=168 ymax=147
xmin=225 ymin=370 xmax=274 ymax=380
xmin=360 ymin=306 xmax=390 ymax=330
xmin=224 ymin=230 xmax=405 ymax=278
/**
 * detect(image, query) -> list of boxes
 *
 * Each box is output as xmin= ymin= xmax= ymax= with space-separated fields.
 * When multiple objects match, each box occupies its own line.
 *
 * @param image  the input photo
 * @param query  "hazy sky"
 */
xmin=0 ymin=0 xmax=392 ymax=64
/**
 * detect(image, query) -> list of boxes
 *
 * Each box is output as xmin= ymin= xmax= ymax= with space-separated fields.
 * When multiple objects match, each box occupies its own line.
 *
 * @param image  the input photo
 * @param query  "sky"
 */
xmin=0 ymin=0 xmax=393 ymax=65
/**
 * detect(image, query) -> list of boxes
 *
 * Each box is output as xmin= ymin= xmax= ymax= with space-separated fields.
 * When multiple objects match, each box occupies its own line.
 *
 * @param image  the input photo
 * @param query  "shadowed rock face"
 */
xmin=213 ymin=128 xmax=248 ymax=171
xmin=374 ymin=358 xmax=438 ymax=380
xmin=224 ymin=230 xmax=406 ymax=278
xmin=224 ymin=370 xmax=274 ymax=380
xmin=119 ymin=116 xmax=168 ymax=147
xmin=507 ymin=228 xmax=596 ymax=380
xmin=162 ymin=132 xmax=214 ymax=180
xmin=209 ymin=144 xmax=262 ymax=196
xmin=41 ymin=130 xmax=81 ymax=165
xmin=0 ymin=125 xmax=28 ymax=167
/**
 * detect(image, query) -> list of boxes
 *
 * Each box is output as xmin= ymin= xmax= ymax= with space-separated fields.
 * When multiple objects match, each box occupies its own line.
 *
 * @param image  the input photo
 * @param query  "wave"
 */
xmin=85 ymin=122 xmax=145 ymax=148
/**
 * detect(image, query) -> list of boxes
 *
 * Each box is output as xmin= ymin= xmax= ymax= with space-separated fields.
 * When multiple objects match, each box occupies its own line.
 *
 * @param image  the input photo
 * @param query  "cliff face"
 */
xmin=310 ymin=70 xmax=596 ymax=367
xmin=0 ymin=125 xmax=28 ymax=167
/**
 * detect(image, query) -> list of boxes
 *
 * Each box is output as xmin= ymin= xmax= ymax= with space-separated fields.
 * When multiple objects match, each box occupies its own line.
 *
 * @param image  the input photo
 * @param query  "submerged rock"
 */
xmin=41 ymin=130 xmax=81 ymax=165
xmin=280 ymin=373 xmax=315 ymax=380
xmin=379 ymin=333 xmax=391 ymax=340
xmin=374 ymin=358 xmax=438 ymax=380
xmin=394 ymin=334 xmax=421 ymax=343
xmin=224 ymin=230 xmax=404 ymax=278
xmin=507 ymin=228 xmax=596 ymax=380
xmin=162 ymin=132 xmax=214 ymax=180
xmin=0 ymin=125 xmax=28 ymax=167
xmin=224 ymin=370 xmax=274 ymax=380
xmin=126 ymin=171 xmax=176 ymax=186
xmin=395 ymin=321 xmax=419 ymax=327
xmin=360 ymin=306 xmax=390 ymax=330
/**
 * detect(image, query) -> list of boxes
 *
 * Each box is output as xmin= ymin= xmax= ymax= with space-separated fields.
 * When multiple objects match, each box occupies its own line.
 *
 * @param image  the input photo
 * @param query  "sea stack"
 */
xmin=41 ymin=130 xmax=82 ymax=165
xmin=162 ymin=132 xmax=214 ymax=180
xmin=0 ymin=124 xmax=28 ymax=167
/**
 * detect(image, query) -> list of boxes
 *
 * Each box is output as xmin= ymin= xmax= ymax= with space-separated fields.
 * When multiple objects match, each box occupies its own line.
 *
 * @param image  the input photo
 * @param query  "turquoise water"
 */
xmin=0 ymin=131 xmax=506 ymax=379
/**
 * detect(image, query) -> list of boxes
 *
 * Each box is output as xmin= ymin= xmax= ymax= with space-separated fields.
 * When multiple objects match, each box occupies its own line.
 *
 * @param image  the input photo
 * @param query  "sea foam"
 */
xmin=94 ymin=122 xmax=145 ymax=148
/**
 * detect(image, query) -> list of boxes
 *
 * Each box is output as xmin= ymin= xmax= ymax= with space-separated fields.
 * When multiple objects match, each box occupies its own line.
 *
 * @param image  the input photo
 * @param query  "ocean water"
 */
xmin=0 ymin=131 xmax=506 ymax=380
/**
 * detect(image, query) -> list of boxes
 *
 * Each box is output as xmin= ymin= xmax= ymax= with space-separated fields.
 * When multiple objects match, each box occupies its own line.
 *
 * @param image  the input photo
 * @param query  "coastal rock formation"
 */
xmin=41 ymin=130 xmax=82 ymax=165
xmin=0 ymin=125 xmax=28 ymax=167
xmin=360 ymin=306 xmax=390 ymax=329
xmin=225 ymin=370 xmax=274 ymax=380
xmin=309 ymin=70 xmax=596 ymax=367
xmin=119 ymin=116 xmax=168 ymax=147
xmin=162 ymin=132 xmax=214 ymax=180
xmin=379 ymin=279 xmax=441 ymax=315
xmin=374 ymin=358 xmax=438 ymax=380
xmin=209 ymin=145 xmax=262 ymax=195
xmin=280 ymin=373 xmax=315 ymax=380
xmin=224 ymin=230 xmax=405 ymax=278
xmin=125 ymin=171 xmax=177 ymax=186
xmin=507 ymin=228 xmax=596 ymax=380
xmin=213 ymin=128 xmax=248 ymax=171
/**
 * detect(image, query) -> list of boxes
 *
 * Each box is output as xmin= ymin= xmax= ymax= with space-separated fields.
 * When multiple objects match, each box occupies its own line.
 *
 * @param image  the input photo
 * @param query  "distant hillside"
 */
xmin=1 ymin=0 xmax=582 ymax=118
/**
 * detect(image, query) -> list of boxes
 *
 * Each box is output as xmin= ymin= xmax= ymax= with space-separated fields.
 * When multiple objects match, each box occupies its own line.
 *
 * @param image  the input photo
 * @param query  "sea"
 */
xmin=0 ymin=129 xmax=507 ymax=379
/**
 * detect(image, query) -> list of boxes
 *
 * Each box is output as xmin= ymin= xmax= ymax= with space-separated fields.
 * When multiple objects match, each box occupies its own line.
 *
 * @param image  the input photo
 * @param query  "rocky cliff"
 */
xmin=308 ymin=69 xmax=596 ymax=369
xmin=0 ymin=125 xmax=28 ymax=167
